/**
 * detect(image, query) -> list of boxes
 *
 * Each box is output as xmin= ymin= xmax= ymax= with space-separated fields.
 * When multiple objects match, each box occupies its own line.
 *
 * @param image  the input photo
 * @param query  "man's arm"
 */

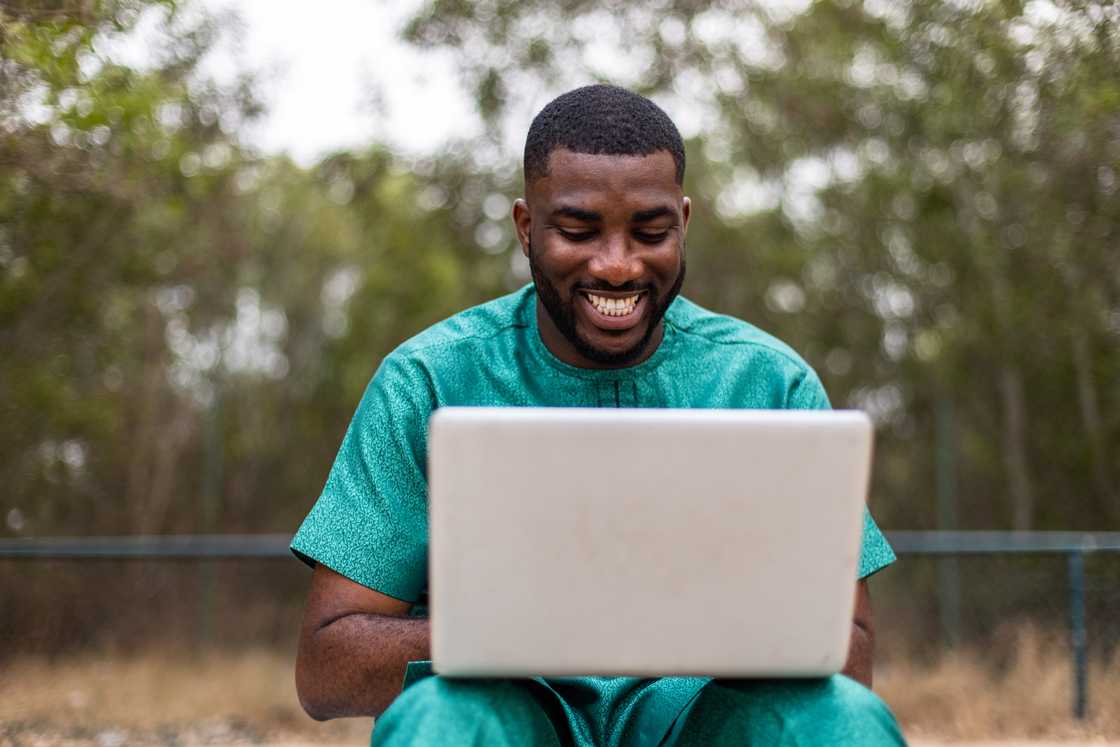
xmin=841 ymin=578 xmax=875 ymax=688
xmin=295 ymin=564 xmax=431 ymax=720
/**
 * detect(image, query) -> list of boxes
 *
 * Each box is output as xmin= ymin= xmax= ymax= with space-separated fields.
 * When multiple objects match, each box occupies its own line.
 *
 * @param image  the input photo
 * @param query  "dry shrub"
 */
xmin=878 ymin=622 xmax=1120 ymax=741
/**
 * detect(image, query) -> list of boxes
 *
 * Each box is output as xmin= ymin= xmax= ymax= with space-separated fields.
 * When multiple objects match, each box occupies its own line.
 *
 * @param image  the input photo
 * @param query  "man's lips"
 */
xmin=576 ymin=289 xmax=648 ymax=331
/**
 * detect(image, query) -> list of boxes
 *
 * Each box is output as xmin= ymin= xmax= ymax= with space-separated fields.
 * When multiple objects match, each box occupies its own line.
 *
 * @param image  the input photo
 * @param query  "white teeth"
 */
xmin=586 ymin=293 xmax=639 ymax=317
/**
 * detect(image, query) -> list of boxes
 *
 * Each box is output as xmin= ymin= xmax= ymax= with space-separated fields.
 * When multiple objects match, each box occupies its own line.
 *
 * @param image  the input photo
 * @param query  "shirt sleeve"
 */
xmin=290 ymin=353 xmax=434 ymax=602
xmin=788 ymin=367 xmax=896 ymax=579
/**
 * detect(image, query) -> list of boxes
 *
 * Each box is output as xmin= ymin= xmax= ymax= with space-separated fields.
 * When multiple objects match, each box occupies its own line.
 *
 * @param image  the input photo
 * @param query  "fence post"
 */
xmin=1067 ymin=550 xmax=1087 ymax=719
xmin=935 ymin=397 xmax=961 ymax=647
xmin=198 ymin=381 xmax=224 ymax=646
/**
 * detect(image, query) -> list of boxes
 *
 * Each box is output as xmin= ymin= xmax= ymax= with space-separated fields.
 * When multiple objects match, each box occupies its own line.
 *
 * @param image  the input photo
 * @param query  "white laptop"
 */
xmin=427 ymin=407 xmax=872 ymax=678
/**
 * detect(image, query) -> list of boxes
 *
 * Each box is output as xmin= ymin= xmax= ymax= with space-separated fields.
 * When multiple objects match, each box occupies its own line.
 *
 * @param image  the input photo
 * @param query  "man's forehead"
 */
xmin=530 ymin=148 xmax=681 ymax=204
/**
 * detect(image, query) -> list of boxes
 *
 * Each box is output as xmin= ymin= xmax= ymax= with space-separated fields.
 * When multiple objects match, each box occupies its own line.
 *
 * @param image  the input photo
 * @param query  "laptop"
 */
xmin=427 ymin=407 xmax=872 ymax=677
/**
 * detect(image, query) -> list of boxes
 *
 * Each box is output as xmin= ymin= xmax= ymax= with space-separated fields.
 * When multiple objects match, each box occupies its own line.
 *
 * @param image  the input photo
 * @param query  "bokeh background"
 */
xmin=2 ymin=1 xmax=1118 ymax=744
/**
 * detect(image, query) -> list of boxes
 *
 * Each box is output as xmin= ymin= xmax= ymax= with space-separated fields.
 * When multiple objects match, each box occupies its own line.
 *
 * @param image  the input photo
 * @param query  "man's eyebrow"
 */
xmin=550 ymin=206 xmax=601 ymax=222
xmin=630 ymin=206 xmax=675 ymax=223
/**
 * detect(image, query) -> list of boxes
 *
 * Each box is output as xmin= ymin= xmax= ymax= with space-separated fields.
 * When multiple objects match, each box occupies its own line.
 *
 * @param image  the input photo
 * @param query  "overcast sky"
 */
xmin=105 ymin=0 xmax=729 ymax=167
xmin=195 ymin=0 xmax=480 ymax=165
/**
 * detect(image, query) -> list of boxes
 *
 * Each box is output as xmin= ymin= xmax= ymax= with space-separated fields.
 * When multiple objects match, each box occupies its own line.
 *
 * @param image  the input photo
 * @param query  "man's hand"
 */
xmin=841 ymin=579 xmax=875 ymax=688
xmin=295 ymin=564 xmax=431 ymax=720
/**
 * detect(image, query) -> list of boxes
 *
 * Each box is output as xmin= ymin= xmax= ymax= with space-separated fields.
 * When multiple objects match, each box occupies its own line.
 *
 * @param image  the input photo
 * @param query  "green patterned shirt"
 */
xmin=292 ymin=284 xmax=894 ymax=595
xmin=292 ymin=284 xmax=896 ymax=744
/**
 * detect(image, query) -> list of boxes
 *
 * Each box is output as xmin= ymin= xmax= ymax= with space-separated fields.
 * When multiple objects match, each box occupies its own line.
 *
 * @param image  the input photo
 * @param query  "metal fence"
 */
xmin=3 ymin=530 xmax=1119 ymax=719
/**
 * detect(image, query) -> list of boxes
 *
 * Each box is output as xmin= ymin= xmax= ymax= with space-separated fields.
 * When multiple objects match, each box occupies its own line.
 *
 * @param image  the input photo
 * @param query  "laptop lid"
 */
xmin=428 ymin=407 xmax=872 ymax=677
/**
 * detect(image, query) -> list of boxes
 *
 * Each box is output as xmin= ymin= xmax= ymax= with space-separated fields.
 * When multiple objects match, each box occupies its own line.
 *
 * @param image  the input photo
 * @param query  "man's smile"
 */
xmin=577 ymin=289 xmax=648 ymax=330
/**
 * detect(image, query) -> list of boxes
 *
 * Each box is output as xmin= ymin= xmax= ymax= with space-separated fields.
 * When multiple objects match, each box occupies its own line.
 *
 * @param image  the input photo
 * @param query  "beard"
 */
xmin=528 ymin=239 xmax=686 ymax=366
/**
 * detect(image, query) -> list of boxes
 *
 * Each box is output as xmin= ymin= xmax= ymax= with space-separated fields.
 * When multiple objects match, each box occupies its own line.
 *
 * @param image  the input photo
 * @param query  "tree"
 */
xmin=403 ymin=0 xmax=1120 ymax=531
xmin=0 ymin=1 xmax=519 ymax=538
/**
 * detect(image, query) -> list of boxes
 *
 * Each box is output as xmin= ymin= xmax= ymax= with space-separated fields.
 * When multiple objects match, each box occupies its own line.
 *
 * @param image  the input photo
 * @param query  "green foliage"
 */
xmin=2 ymin=0 xmax=1117 ymax=546
xmin=406 ymin=0 xmax=1120 ymax=531
xmin=0 ymin=1 xmax=511 ymax=536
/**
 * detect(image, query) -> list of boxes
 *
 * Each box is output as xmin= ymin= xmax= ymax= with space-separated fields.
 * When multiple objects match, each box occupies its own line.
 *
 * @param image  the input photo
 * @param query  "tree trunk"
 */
xmin=137 ymin=399 xmax=195 ymax=534
xmin=125 ymin=301 xmax=164 ymax=534
xmin=1071 ymin=329 xmax=1116 ymax=522
xmin=1000 ymin=365 xmax=1034 ymax=531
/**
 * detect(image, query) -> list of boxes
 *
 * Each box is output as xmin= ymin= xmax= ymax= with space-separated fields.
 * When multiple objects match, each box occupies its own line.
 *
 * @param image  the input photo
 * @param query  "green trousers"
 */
xmin=371 ymin=672 xmax=907 ymax=746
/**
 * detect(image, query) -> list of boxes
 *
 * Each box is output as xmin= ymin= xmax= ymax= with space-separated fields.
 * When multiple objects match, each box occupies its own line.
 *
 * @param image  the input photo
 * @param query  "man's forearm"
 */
xmin=841 ymin=620 xmax=873 ymax=688
xmin=296 ymin=613 xmax=430 ymax=720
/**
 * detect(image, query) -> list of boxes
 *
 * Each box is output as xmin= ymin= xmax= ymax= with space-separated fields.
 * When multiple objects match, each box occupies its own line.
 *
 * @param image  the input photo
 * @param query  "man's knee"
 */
xmin=377 ymin=676 xmax=515 ymax=730
xmin=394 ymin=676 xmax=505 ymax=715
xmin=821 ymin=674 xmax=896 ymax=721
xmin=758 ymin=675 xmax=905 ymax=746
xmin=372 ymin=677 xmax=560 ymax=746
xmin=676 ymin=675 xmax=905 ymax=746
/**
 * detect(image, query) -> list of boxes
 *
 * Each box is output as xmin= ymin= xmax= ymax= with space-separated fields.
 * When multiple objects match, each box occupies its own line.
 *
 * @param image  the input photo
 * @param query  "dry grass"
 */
xmin=1 ymin=626 xmax=1117 ymax=745
xmin=0 ymin=648 xmax=370 ymax=746
xmin=879 ymin=624 xmax=1120 ymax=743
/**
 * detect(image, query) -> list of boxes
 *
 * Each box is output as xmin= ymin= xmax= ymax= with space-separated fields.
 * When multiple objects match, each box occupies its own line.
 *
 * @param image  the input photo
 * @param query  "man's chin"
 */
xmin=572 ymin=327 xmax=655 ymax=366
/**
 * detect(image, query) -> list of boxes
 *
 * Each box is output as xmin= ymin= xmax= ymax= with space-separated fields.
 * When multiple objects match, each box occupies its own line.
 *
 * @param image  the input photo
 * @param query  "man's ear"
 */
xmin=681 ymin=196 xmax=691 ymax=237
xmin=512 ymin=198 xmax=532 ymax=257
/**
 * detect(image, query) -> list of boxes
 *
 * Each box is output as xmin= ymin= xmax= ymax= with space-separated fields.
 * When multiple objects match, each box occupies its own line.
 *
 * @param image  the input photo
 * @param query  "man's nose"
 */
xmin=588 ymin=235 xmax=642 ymax=287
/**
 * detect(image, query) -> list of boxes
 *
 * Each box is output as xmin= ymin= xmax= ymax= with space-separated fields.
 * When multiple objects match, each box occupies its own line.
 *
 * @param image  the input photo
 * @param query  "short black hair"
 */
xmin=524 ymin=84 xmax=686 ymax=186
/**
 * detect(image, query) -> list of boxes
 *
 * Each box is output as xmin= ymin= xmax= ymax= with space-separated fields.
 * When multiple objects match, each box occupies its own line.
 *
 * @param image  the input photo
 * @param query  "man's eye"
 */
xmin=634 ymin=231 xmax=670 ymax=244
xmin=557 ymin=228 xmax=597 ymax=242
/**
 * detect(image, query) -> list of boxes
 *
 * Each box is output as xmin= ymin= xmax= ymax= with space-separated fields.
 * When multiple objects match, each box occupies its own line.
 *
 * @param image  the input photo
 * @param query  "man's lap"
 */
xmin=662 ymin=676 xmax=906 ymax=746
xmin=371 ymin=672 xmax=906 ymax=746
xmin=373 ymin=676 xmax=566 ymax=746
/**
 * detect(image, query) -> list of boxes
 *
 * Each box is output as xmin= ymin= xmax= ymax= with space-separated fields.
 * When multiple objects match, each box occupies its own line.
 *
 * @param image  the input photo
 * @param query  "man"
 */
xmin=292 ymin=84 xmax=906 ymax=746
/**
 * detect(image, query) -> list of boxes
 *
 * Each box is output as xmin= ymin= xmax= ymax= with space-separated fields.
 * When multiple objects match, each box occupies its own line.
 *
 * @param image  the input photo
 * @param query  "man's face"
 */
xmin=513 ymin=149 xmax=690 ymax=368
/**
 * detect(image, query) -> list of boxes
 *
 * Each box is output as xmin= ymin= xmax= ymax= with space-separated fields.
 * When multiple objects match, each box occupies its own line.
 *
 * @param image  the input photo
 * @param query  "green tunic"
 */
xmin=292 ymin=285 xmax=901 ymax=746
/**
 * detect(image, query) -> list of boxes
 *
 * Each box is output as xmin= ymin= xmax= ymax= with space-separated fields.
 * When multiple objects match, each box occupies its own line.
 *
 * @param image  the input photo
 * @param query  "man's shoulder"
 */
xmin=666 ymin=295 xmax=813 ymax=373
xmin=390 ymin=285 xmax=532 ymax=364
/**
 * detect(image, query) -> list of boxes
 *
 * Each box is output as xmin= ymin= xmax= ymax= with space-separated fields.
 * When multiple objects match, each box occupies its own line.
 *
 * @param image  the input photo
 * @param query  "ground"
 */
xmin=1 ymin=629 xmax=1117 ymax=746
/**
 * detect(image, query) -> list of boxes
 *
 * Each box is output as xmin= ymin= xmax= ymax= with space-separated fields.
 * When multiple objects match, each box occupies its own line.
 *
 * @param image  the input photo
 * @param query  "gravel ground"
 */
xmin=4 ymin=721 xmax=1117 ymax=747
xmin=0 ymin=719 xmax=364 ymax=747
xmin=911 ymin=743 xmax=1118 ymax=747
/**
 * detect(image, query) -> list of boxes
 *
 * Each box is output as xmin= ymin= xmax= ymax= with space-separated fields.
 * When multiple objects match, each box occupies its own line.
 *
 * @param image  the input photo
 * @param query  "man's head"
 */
xmin=513 ymin=84 xmax=690 ymax=369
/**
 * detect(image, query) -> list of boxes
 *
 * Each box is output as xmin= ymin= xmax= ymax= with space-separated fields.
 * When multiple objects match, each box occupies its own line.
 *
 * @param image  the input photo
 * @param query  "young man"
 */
xmin=292 ymin=84 xmax=907 ymax=746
